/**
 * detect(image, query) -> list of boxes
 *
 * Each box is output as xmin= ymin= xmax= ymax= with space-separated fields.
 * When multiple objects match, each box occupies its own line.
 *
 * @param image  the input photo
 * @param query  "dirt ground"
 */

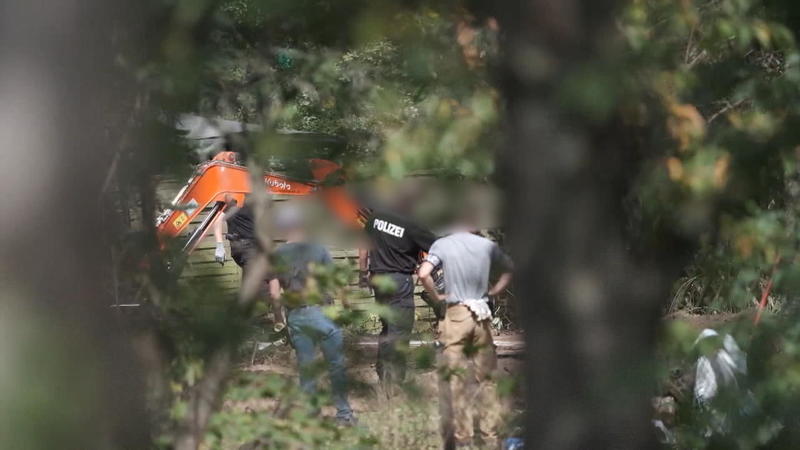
xmin=219 ymin=331 xmax=526 ymax=449
xmin=201 ymin=310 xmax=766 ymax=448
xmin=664 ymin=310 xmax=754 ymax=331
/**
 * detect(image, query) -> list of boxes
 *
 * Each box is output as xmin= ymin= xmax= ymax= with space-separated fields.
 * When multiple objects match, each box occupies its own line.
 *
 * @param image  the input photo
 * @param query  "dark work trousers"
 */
xmin=230 ymin=239 xmax=267 ymax=299
xmin=373 ymin=272 xmax=415 ymax=386
xmin=230 ymin=238 xmax=257 ymax=270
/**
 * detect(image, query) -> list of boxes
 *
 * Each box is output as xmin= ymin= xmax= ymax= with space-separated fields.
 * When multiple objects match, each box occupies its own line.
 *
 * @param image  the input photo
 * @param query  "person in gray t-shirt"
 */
xmin=417 ymin=231 xmax=512 ymax=448
xmin=423 ymin=232 xmax=513 ymax=304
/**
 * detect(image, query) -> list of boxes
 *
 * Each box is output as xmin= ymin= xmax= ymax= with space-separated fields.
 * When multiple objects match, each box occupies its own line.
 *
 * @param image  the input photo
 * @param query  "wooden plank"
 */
xmin=157 ymin=189 xmax=444 ymax=333
xmin=329 ymin=249 xmax=359 ymax=258
xmin=178 ymin=273 xmax=239 ymax=281
xmin=182 ymin=259 xmax=241 ymax=273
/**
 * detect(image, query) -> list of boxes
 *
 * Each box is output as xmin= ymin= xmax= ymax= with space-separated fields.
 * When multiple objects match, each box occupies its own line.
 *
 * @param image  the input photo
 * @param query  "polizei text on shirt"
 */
xmin=374 ymin=219 xmax=405 ymax=238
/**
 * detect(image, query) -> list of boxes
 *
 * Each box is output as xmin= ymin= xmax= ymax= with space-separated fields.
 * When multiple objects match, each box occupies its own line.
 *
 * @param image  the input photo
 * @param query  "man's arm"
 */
xmin=357 ymin=248 xmax=370 ymax=289
xmin=213 ymin=215 xmax=226 ymax=264
xmin=213 ymin=213 xmax=225 ymax=243
xmin=488 ymin=243 xmax=513 ymax=296
xmin=418 ymin=261 xmax=446 ymax=302
xmin=488 ymin=272 xmax=513 ymax=296
xmin=214 ymin=195 xmax=242 ymax=264
xmin=268 ymin=279 xmax=286 ymax=330
xmin=358 ymin=248 xmax=368 ymax=271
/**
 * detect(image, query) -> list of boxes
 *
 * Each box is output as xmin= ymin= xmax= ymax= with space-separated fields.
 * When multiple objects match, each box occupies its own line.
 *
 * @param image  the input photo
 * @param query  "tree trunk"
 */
xmin=0 ymin=1 xmax=149 ymax=448
xmin=496 ymin=1 xmax=682 ymax=448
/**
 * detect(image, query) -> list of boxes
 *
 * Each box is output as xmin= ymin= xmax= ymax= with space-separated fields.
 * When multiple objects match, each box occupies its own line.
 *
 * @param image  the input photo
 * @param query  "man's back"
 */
xmin=272 ymin=242 xmax=333 ymax=305
xmin=365 ymin=209 xmax=436 ymax=274
xmin=427 ymin=232 xmax=510 ymax=303
xmin=226 ymin=203 xmax=255 ymax=240
xmin=423 ymin=232 xmax=510 ymax=446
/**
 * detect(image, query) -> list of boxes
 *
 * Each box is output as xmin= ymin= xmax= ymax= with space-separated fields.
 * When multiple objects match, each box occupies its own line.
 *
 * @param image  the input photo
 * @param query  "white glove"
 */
xmin=214 ymin=242 xmax=226 ymax=265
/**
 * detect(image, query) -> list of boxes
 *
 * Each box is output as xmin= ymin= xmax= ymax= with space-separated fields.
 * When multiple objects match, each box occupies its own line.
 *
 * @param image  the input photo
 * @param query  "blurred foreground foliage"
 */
xmin=620 ymin=0 xmax=800 ymax=314
xmin=618 ymin=1 xmax=800 ymax=446
xmin=146 ymin=0 xmax=500 ymax=179
xmin=118 ymin=0 xmax=503 ymax=446
xmin=204 ymin=372 xmax=377 ymax=449
xmin=114 ymin=0 xmax=800 ymax=447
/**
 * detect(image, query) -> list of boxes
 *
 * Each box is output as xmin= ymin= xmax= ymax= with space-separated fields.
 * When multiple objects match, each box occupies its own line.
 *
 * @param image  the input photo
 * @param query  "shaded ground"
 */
xmin=212 ymin=332 xmax=525 ymax=449
xmin=664 ymin=310 xmax=754 ymax=331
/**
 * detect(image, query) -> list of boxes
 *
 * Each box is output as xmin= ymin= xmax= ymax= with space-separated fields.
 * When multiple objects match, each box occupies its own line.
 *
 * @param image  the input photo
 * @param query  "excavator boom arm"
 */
xmin=156 ymin=159 xmax=367 ymax=254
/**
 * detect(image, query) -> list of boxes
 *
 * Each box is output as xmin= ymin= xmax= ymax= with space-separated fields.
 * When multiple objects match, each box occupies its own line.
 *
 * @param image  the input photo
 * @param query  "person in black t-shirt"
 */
xmin=213 ymin=197 xmax=258 ymax=271
xmin=214 ymin=194 xmax=285 ymax=331
xmin=359 ymin=208 xmax=437 ymax=390
xmin=213 ymin=196 xmax=276 ymax=307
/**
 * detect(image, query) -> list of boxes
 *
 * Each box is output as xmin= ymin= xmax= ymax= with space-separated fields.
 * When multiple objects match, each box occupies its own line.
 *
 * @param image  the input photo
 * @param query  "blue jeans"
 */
xmin=286 ymin=306 xmax=353 ymax=419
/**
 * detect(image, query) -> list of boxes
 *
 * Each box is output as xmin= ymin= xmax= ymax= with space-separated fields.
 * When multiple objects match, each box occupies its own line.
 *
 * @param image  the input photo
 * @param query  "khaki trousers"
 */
xmin=438 ymin=304 xmax=500 ymax=448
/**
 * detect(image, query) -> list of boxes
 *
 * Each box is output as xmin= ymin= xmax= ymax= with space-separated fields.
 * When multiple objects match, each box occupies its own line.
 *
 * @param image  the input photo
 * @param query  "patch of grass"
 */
xmin=358 ymin=398 xmax=441 ymax=450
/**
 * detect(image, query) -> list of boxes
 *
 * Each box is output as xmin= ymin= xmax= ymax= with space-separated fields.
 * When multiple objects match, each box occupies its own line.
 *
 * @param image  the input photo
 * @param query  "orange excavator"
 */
xmin=155 ymin=151 xmax=369 ymax=254
xmin=154 ymin=139 xmax=444 ymax=320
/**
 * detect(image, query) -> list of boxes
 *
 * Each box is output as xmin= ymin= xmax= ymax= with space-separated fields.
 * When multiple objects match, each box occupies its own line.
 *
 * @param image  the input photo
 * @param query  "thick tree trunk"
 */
xmin=496 ymin=1 xmax=681 ymax=448
xmin=0 ymin=1 xmax=149 ymax=448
